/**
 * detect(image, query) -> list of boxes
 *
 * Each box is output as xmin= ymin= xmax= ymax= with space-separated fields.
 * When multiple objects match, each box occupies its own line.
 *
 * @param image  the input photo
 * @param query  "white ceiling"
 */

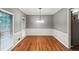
xmin=19 ymin=8 xmax=61 ymax=15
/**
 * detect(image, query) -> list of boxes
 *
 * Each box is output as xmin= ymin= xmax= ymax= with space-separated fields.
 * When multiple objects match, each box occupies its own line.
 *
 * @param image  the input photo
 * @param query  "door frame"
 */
xmin=69 ymin=9 xmax=72 ymax=48
xmin=0 ymin=9 xmax=14 ymax=50
xmin=66 ymin=8 xmax=71 ymax=48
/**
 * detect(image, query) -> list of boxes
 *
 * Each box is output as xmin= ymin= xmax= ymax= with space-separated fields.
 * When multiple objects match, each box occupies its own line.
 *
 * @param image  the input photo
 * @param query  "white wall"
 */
xmin=26 ymin=29 xmax=53 ymax=36
xmin=8 ymin=29 xmax=26 ymax=50
xmin=52 ymin=8 xmax=70 ymax=48
xmin=52 ymin=29 xmax=69 ymax=48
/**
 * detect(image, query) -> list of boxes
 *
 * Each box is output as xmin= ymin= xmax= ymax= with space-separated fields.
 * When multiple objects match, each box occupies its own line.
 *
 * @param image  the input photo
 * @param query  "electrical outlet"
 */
xmin=18 ymin=38 xmax=20 ymax=41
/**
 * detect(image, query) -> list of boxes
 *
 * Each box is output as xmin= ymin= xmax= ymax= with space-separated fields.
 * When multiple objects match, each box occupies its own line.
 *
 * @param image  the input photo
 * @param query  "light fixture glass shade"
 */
xmin=36 ymin=20 xmax=44 ymax=23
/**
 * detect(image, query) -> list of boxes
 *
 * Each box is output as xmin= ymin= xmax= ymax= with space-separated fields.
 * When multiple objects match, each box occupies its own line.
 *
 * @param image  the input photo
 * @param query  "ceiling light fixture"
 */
xmin=36 ymin=8 xmax=44 ymax=23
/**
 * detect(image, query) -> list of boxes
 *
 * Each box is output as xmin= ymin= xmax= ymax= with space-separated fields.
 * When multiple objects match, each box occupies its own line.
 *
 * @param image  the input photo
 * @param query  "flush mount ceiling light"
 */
xmin=36 ymin=8 xmax=44 ymax=23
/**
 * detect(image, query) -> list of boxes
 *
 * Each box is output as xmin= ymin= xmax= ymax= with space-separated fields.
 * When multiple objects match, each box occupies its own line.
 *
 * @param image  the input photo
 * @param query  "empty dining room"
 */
xmin=0 ymin=8 xmax=72 ymax=51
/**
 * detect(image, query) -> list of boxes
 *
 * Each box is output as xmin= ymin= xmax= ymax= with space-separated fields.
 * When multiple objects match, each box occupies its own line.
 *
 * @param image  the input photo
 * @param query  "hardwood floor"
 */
xmin=12 ymin=36 xmax=70 ymax=51
xmin=71 ymin=45 xmax=79 ymax=51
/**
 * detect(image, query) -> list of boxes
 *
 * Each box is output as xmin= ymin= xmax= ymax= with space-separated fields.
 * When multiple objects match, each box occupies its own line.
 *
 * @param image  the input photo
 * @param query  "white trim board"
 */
xmin=67 ymin=9 xmax=71 ymax=48
xmin=0 ymin=9 xmax=14 ymax=15
xmin=26 ymin=29 xmax=53 ymax=36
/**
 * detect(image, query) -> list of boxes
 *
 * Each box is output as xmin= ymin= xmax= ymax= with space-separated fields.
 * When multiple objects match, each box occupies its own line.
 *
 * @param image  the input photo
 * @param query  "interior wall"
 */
xmin=26 ymin=15 xmax=53 ymax=28
xmin=52 ymin=8 xmax=70 ymax=48
xmin=26 ymin=15 xmax=54 ymax=36
xmin=53 ymin=8 xmax=67 ymax=33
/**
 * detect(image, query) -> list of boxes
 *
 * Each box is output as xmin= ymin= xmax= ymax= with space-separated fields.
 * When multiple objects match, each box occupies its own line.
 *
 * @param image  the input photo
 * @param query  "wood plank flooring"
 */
xmin=12 ymin=36 xmax=70 ymax=51
xmin=71 ymin=45 xmax=79 ymax=51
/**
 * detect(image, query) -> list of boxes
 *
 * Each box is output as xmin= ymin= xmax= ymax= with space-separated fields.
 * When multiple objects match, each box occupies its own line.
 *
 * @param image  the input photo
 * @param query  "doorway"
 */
xmin=71 ymin=9 xmax=79 ymax=50
xmin=0 ymin=9 xmax=14 ymax=51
